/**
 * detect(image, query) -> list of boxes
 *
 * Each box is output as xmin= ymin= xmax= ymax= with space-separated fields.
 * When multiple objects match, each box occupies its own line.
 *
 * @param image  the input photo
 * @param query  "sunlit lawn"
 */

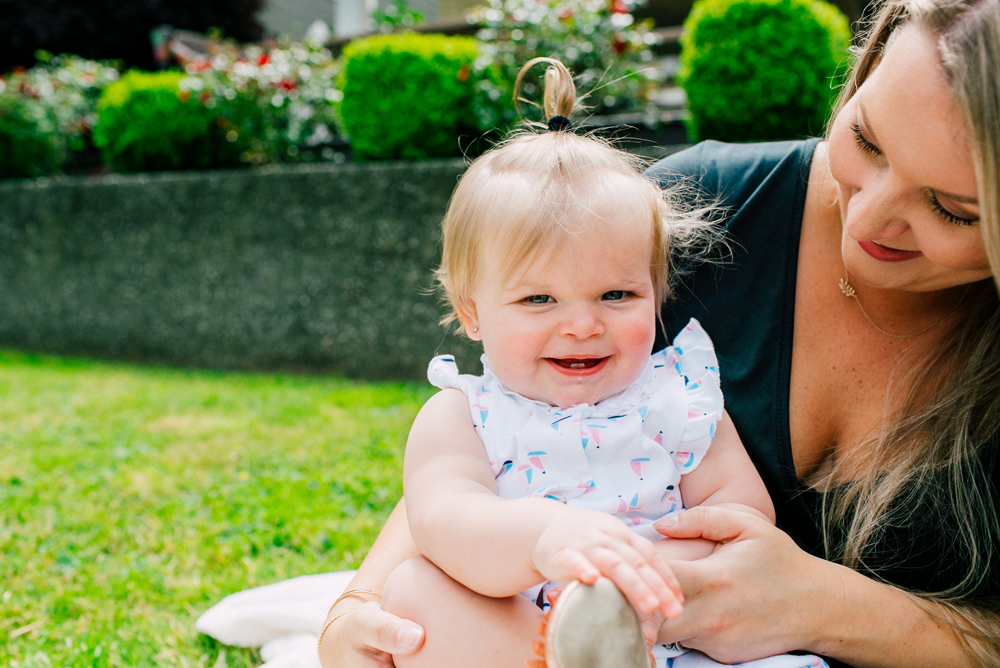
xmin=0 ymin=350 xmax=433 ymax=667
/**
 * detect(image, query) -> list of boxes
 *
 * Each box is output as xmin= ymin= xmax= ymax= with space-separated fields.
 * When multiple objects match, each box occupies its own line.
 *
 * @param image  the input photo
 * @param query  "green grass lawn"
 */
xmin=0 ymin=350 xmax=434 ymax=667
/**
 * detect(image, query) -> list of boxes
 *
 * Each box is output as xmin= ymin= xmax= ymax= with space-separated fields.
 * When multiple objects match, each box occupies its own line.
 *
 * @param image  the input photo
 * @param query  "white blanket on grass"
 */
xmin=195 ymin=571 xmax=356 ymax=668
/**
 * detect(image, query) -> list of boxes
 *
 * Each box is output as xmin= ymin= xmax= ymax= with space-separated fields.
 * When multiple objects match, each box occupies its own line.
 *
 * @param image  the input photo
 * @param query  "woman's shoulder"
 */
xmin=645 ymin=138 xmax=820 ymax=210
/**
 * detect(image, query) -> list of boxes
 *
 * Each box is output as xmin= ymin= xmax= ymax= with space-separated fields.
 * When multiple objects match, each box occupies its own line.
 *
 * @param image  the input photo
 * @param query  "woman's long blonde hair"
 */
xmin=825 ymin=1 xmax=1000 ymax=663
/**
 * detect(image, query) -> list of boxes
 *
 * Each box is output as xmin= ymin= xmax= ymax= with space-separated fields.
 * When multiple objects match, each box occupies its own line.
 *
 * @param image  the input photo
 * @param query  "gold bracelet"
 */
xmin=317 ymin=609 xmax=355 ymax=658
xmin=331 ymin=588 xmax=382 ymax=611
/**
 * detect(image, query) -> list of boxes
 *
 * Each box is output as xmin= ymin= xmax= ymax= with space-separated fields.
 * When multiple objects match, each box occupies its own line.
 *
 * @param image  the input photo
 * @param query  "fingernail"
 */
xmin=397 ymin=626 xmax=423 ymax=650
xmin=645 ymin=596 xmax=659 ymax=611
xmin=669 ymin=602 xmax=683 ymax=618
xmin=657 ymin=515 xmax=679 ymax=528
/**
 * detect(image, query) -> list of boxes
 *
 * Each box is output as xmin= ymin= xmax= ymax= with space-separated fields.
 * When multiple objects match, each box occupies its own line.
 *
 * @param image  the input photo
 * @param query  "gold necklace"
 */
xmin=838 ymin=274 xmax=971 ymax=339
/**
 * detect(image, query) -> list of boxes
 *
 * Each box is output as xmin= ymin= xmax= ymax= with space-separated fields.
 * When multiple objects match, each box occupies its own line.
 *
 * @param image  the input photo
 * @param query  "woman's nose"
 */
xmin=844 ymin=173 xmax=910 ymax=241
xmin=559 ymin=305 xmax=605 ymax=339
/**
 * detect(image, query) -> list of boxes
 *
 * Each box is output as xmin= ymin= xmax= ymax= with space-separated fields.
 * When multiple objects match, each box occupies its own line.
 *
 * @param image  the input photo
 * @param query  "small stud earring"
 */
xmin=472 ymin=327 xmax=479 ymax=333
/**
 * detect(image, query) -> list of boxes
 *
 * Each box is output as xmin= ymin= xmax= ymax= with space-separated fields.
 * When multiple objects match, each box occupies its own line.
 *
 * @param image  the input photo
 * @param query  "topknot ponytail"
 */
xmin=513 ymin=57 xmax=579 ymax=126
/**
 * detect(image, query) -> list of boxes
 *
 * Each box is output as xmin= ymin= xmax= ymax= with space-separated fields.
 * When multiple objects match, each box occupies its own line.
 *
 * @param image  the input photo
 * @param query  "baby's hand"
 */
xmin=532 ymin=508 xmax=684 ymax=622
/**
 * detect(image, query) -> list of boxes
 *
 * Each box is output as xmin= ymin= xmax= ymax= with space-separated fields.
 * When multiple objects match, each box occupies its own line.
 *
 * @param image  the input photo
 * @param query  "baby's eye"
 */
xmin=602 ymin=290 xmax=628 ymax=301
xmin=524 ymin=295 xmax=553 ymax=304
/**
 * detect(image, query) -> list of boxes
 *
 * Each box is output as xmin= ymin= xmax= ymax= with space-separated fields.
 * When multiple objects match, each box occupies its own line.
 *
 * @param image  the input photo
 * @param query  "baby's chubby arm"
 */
xmin=653 ymin=410 xmax=775 ymax=562
xmin=404 ymin=388 xmax=683 ymax=619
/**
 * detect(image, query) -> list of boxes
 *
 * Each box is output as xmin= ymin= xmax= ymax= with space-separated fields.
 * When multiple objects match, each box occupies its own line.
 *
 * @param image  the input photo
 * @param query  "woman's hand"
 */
xmin=653 ymin=506 xmax=835 ymax=664
xmin=319 ymin=601 xmax=425 ymax=668
xmin=533 ymin=507 xmax=685 ymax=628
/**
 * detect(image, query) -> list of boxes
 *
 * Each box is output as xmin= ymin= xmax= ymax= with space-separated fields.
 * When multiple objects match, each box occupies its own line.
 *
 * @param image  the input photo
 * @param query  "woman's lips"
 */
xmin=546 ymin=357 xmax=608 ymax=376
xmin=858 ymin=240 xmax=923 ymax=262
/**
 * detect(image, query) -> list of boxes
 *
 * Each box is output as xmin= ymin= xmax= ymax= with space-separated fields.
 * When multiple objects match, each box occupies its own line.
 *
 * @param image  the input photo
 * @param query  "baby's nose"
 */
xmin=559 ymin=305 xmax=605 ymax=338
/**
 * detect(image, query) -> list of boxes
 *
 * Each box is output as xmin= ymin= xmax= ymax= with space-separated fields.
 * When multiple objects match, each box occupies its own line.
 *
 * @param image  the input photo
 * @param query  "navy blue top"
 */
xmin=648 ymin=140 xmax=999 ymax=666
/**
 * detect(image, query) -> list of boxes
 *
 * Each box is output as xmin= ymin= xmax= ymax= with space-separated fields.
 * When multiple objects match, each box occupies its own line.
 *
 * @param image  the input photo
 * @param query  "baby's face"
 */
xmin=463 ymin=226 xmax=657 ymax=408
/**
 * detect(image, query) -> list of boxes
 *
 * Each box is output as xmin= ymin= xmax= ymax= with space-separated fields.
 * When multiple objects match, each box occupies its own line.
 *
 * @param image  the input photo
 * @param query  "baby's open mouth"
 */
xmin=548 ymin=357 xmax=606 ymax=370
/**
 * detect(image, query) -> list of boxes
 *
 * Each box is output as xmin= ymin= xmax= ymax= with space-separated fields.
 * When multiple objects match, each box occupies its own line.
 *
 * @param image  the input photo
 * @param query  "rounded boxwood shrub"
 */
xmin=0 ymin=95 xmax=61 ymax=179
xmin=339 ymin=33 xmax=481 ymax=161
xmin=93 ymin=70 xmax=260 ymax=172
xmin=679 ymin=0 xmax=851 ymax=143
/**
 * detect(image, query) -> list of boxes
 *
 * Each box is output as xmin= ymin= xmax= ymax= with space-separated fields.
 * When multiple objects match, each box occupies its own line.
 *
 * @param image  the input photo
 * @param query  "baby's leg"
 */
xmin=383 ymin=555 xmax=544 ymax=668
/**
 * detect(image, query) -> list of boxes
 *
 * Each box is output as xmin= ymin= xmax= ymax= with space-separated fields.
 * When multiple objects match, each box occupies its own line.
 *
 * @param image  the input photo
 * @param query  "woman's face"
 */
xmin=827 ymin=24 xmax=993 ymax=292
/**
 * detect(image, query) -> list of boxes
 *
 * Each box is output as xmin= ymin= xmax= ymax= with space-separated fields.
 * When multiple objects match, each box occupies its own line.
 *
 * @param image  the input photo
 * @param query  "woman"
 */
xmin=319 ymin=0 xmax=1000 ymax=665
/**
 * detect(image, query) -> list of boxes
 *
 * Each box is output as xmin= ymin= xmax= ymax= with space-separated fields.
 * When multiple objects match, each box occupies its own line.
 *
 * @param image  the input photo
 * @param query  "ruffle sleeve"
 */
xmin=669 ymin=319 xmax=724 ymax=474
xmin=427 ymin=354 xmax=461 ymax=390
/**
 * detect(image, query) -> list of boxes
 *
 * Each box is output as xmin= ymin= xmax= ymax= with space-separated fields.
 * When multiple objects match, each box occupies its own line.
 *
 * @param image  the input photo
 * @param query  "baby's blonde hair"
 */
xmin=436 ymin=57 xmax=714 ymax=329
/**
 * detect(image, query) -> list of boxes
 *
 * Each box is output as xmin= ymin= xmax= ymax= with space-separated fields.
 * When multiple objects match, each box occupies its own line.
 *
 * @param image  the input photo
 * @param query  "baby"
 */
xmin=381 ymin=58 xmax=828 ymax=668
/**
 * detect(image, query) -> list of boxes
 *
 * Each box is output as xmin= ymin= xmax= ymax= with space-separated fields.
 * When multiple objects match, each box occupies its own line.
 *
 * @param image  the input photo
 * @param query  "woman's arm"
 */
xmin=318 ymin=498 xmax=426 ymax=668
xmin=653 ymin=506 xmax=975 ymax=668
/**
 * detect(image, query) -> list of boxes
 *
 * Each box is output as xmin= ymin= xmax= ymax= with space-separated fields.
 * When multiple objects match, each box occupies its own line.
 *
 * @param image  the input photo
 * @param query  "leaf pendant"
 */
xmin=839 ymin=278 xmax=857 ymax=298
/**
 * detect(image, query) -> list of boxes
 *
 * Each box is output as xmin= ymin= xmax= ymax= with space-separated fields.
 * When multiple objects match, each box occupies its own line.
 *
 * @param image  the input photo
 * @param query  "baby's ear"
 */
xmin=456 ymin=299 xmax=481 ymax=341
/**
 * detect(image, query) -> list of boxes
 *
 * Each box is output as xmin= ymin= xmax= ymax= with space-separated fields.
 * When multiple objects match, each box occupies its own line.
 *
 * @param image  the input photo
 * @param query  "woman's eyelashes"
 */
xmin=851 ymin=121 xmax=882 ymax=158
xmin=927 ymin=191 xmax=978 ymax=226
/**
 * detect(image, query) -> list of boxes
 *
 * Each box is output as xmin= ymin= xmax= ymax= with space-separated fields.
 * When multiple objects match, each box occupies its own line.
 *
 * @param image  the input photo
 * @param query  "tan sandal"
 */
xmin=526 ymin=577 xmax=655 ymax=668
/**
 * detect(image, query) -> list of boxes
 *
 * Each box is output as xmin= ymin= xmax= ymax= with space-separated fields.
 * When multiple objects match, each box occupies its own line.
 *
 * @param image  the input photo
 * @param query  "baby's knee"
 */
xmin=383 ymin=555 xmax=448 ymax=620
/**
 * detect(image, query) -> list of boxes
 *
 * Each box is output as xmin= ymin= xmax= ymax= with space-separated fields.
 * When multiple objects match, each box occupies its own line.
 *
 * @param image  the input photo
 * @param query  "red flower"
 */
xmin=457 ymin=65 xmax=470 ymax=82
xmin=257 ymin=53 xmax=271 ymax=66
xmin=612 ymin=36 xmax=627 ymax=54
xmin=277 ymin=78 xmax=296 ymax=91
xmin=560 ymin=7 xmax=573 ymax=20
xmin=611 ymin=0 xmax=628 ymax=13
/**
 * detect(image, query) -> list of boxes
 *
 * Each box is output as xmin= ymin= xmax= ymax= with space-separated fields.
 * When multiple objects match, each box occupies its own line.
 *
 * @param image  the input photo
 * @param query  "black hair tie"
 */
xmin=547 ymin=115 xmax=572 ymax=132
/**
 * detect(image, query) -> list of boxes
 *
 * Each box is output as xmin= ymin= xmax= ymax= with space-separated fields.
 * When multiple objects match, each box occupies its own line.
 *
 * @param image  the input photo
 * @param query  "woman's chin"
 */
xmin=843 ymin=244 xmax=926 ymax=292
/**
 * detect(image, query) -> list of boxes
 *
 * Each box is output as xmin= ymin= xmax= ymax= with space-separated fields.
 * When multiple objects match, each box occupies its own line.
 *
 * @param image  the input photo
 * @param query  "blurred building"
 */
xmin=258 ymin=0 xmax=481 ymax=39
xmin=258 ymin=0 xmax=867 ymax=41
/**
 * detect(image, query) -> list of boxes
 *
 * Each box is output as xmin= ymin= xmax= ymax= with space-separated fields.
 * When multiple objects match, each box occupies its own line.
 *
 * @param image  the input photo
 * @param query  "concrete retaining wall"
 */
xmin=0 ymin=160 xmax=483 ymax=379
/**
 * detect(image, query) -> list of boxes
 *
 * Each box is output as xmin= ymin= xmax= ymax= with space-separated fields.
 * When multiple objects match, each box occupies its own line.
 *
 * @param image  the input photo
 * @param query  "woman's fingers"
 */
xmin=350 ymin=601 xmax=426 ymax=655
xmin=653 ymin=506 xmax=760 ymax=544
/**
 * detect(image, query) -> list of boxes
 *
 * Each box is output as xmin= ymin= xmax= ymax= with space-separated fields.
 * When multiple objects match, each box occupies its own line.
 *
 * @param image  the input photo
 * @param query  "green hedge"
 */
xmin=339 ymin=33 xmax=481 ymax=161
xmin=92 ymin=71 xmax=261 ymax=172
xmin=679 ymin=0 xmax=851 ymax=142
xmin=0 ymin=95 xmax=61 ymax=179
